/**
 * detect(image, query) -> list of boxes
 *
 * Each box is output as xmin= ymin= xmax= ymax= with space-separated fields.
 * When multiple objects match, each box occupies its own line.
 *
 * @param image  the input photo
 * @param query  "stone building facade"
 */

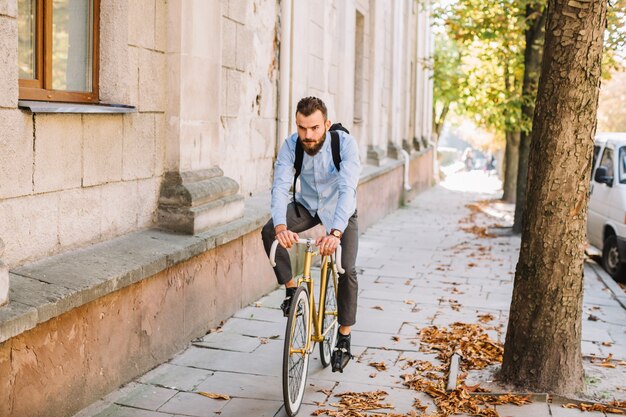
xmin=0 ymin=0 xmax=433 ymax=416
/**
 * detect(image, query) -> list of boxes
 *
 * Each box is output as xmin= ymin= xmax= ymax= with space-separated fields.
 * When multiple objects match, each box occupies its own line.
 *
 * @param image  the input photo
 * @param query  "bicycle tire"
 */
xmin=319 ymin=263 xmax=339 ymax=368
xmin=282 ymin=286 xmax=310 ymax=416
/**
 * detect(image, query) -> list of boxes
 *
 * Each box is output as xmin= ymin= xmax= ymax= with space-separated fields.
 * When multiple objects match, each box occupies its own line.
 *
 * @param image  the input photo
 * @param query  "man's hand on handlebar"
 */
xmin=275 ymin=224 xmax=299 ymax=249
xmin=316 ymin=234 xmax=340 ymax=256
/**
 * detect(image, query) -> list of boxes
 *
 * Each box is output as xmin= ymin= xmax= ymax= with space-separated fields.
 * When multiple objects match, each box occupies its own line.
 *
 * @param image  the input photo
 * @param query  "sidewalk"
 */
xmin=74 ymin=171 xmax=626 ymax=417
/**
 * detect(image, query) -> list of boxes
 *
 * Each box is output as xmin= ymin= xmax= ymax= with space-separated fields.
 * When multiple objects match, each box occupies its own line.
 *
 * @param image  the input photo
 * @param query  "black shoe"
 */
xmin=331 ymin=333 xmax=353 ymax=373
xmin=281 ymin=287 xmax=297 ymax=317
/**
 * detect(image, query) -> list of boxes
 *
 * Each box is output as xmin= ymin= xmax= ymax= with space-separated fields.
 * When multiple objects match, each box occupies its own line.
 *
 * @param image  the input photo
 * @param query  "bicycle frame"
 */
xmin=270 ymin=238 xmax=341 ymax=357
xmin=291 ymin=241 xmax=339 ymax=356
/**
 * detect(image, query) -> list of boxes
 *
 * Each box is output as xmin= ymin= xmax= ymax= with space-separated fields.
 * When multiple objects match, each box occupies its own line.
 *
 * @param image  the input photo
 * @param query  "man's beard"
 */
xmin=301 ymin=130 xmax=326 ymax=156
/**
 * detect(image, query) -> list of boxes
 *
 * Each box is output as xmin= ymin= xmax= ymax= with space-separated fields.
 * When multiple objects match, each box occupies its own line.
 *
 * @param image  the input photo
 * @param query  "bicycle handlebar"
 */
xmin=269 ymin=239 xmax=345 ymax=274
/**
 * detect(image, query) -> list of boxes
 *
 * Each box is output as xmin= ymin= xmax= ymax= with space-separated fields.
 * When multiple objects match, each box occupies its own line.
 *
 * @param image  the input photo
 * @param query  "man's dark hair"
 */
xmin=296 ymin=96 xmax=327 ymax=120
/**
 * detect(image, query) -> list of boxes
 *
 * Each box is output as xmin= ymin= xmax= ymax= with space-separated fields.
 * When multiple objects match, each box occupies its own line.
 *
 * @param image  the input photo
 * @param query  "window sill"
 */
xmin=18 ymin=100 xmax=136 ymax=114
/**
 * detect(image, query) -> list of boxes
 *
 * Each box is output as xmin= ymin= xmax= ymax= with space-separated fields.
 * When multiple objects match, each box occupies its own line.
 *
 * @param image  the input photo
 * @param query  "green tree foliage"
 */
xmin=432 ymin=0 xmax=526 ymax=137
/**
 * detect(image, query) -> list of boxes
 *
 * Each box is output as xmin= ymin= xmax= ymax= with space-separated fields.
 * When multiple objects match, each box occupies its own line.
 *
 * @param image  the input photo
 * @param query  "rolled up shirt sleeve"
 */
xmin=271 ymin=136 xmax=296 ymax=227
xmin=332 ymin=134 xmax=361 ymax=232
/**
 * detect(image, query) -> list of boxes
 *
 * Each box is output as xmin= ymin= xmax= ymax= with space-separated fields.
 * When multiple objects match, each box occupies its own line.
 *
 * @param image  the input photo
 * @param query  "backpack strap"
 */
xmin=330 ymin=131 xmax=341 ymax=172
xmin=293 ymin=139 xmax=304 ymax=217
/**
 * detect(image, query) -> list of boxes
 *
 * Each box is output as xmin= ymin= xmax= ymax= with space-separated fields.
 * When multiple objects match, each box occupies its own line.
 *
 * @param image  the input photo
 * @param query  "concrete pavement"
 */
xmin=73 ymin=171 xmax=626 ymax=417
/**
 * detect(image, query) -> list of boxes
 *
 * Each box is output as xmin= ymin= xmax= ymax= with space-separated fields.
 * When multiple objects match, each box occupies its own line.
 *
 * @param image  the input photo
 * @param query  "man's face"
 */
xmin=296 ymin=110 xmax=332 ymax=156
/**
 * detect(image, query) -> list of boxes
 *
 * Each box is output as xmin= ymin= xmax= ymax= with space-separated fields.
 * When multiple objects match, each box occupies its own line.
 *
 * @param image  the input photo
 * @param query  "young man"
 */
xmin=261 ymin=96 xmax=361 ymax=372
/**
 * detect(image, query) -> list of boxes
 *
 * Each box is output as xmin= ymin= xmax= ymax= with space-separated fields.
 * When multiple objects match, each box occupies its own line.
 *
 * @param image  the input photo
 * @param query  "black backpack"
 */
xmin=293 ymin=123 xmax=349 ymax=216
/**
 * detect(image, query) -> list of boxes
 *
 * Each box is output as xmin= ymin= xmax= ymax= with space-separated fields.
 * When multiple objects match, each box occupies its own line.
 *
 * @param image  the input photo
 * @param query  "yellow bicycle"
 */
xmin=270 ymin=238 xmax=344 ymax=416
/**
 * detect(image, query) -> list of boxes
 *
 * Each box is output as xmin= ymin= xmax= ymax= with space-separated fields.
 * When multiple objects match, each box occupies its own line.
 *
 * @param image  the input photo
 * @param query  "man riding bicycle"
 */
xmin=261 ymin=96 xmax=361 ymax=372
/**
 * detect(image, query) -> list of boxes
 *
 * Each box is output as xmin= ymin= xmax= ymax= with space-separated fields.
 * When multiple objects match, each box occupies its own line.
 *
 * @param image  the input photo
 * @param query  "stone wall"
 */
xmin=0 ymin=229 xmax=275 ymax=417
xmin=0 ymin=0 xmax=166 ymax=267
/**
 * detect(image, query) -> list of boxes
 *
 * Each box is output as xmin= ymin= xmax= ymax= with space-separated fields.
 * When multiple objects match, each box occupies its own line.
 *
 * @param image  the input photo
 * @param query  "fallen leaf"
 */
xmin=588 ymin=314 xmax=599 ymax=321
xmin=269 ymin=335 xmax=280 ymax=339
xmin=371 ymin=305 xmax=384 ymax=311
xmin=197 ymin=392 xmax=230 ymax=400
xmin=369 ymin=373 xmax=377 ymax=378
xmin=369 ymin=361 xmax=387 ymax=371
xmin=404 ymin=299 xmax=416 ymax=305
xmin=260 ymin=339 xmax=268 ymax=344
xmin=392 ymin=335 xmax=401 ymax=342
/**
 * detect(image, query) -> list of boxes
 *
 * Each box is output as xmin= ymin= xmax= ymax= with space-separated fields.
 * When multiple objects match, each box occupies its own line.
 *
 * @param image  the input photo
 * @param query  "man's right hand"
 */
xmin=275 ymin=224 xmax=299 ymax=249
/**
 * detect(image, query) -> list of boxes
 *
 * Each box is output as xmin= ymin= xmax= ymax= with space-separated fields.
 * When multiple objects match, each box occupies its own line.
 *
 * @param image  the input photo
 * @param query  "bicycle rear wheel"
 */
xmin=319 ymin=263 xmax=339 ymax=368
xmin=283 ymin=286 xmax=311 ymax=416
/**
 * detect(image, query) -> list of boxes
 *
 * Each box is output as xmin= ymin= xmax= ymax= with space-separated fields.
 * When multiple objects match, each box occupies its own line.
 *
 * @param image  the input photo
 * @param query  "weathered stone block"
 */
xmin=0 ymin=16 xmax=17 ymax=108
xmin=235 ymin=24 xmax=253 ymax=71
xmin=0 ymin=192 xmax=59 ymax=265
xmin=83 ymin=115 xmax=123 ymax=186
xmin=99 ymin=181 xmax=139 ymax=237
xmin=127 ymin=46 xmax=139 ymax=107
xmin=222 ymin=17 xmax=237 ymax=69
xmin=138 ymin=49 xmax=166 ymax=112
xmin=128 ymin=0 xmax=155 ymax=49
xmin=58 ymin=187 xmax=102 ymax=248
xmin=154 ymin=114 xmax=166 ymax=176
xmin=227 ymin=0 xmax=249 ymax=24
xmin=0 ymin=0 xmax=17 ymax=17
xmin=98 ymin=0 xmax=130 ymax=105
xmin=122 ymin=113 xmax=156 ymax=180
xmin=33 ymin=114 xmax=82 ymax=193
xmin=136 ymin=177 xmax=159 ymax=227
xmin=155 ymin=0 xmax=166 ymax=52
xmin=0 ymin=110 xmax=33 ymax=199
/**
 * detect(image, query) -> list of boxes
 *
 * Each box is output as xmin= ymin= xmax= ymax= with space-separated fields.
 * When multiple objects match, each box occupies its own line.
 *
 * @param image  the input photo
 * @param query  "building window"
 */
xmin=18 ymin=0 xmax=100 ymax=103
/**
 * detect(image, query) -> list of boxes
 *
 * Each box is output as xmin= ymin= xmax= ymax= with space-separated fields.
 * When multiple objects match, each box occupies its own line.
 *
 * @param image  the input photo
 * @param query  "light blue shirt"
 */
xmin=271 ymin=130 xmax=361 ymax=232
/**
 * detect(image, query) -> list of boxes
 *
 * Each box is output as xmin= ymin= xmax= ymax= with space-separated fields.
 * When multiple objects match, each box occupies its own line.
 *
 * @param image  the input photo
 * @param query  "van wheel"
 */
xmin=602 ymin=235 xmax=626 ymax=281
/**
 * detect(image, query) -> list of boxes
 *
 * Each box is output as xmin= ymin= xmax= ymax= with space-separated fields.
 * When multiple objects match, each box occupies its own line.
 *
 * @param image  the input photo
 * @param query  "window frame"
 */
xmin=597 ymin=146 xmax=615 ymax=182
xmin=18 ymin=0 xmax=100 ymax=104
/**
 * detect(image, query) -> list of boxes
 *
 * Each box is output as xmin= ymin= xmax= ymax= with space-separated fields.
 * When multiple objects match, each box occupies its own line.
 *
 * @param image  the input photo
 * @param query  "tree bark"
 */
xmin=513 ymin=5 xmax=547 ymax=234
xmin=500 ymin=0 xmax=607 ymax=395
xmin=501 ymin=131 xmax=520 ymax=203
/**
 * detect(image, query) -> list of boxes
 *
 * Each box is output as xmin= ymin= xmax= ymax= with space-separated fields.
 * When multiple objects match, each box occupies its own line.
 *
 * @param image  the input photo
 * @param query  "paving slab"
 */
xmin=114 ymin=383 xmax=178 ymax=411
xmin=157 ymin=392 xmax=227 ymax=416
xmin=138 ymin=363 xmax=213 ymax=391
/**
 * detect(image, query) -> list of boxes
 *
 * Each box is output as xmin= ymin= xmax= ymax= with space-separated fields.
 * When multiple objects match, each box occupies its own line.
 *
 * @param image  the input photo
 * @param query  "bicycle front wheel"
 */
xmin=283 ymin=286 xmax=311 ymax=416
xmin=319 ymin=264 xmax=339 ymax=368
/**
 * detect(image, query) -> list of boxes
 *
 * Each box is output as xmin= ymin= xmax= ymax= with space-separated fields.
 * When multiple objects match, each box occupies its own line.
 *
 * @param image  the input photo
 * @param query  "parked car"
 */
xmin=587 ymin=132 xmax=626 ymax=281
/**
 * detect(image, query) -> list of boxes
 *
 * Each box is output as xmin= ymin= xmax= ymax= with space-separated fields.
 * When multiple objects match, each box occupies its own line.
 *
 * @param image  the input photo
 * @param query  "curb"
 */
xmin=587 ymin=260 xmax=626 ymax=310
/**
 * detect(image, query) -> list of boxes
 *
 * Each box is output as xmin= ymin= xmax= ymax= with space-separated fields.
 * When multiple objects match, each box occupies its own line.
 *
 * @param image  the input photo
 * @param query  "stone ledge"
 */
xmin=0 ymin=194 xmax=271 ymax=344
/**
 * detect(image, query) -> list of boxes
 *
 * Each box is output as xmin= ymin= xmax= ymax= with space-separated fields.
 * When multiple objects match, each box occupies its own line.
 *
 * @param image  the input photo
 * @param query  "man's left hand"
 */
xmin=316 ymin=234 xmax=340 ymax=256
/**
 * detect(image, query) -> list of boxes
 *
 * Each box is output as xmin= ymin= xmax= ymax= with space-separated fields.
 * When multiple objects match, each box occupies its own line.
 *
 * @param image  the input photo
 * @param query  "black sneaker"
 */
xmin=280 ymin=287 xmax=297 ymax=317
xmin=331 ymin=333 xmax=353 ymax=373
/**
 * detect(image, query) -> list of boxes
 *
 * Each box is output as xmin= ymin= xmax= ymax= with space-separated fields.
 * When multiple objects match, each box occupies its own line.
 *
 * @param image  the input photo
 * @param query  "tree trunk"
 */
xmin=500 ymin=0 xmax=607 ymax=395
xmin=501 ymin=131 xmax=520 ymax=203
xmin=513 ymin=5 xmax=547 ymax=234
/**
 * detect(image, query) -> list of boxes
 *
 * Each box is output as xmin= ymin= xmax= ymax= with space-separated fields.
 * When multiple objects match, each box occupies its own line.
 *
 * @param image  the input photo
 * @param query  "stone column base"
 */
xmin=412 ymin=136 xmax=422 ymax=152
xmin=157 ymin=167 xmax=244 ymax=235
xmin=387 ymin=142 xmax=404 ymax=160
xmin=367 ymin=145 xmax=387 ymax=166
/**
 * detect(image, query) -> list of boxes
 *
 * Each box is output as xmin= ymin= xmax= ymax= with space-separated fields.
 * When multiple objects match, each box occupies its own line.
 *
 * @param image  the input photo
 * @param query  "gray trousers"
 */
xmin=261 ymin=202 xmax=359 ymax=326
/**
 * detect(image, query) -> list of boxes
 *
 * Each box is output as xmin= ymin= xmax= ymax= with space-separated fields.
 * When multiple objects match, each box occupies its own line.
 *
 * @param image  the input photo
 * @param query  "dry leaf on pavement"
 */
xmin=197 ymin=392 xmax=230 ymax=400
xmin=369 ymin=361 xmax=388 ymax=371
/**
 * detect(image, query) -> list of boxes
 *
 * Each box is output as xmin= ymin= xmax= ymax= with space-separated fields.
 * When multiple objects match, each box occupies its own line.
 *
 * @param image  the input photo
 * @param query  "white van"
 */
xmin=588 ymin=132 xmax=626 ymax=281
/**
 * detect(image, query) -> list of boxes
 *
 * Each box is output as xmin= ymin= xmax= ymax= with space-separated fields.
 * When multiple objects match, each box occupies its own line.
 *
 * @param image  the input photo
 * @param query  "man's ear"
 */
xmin=325 ymin=119 xmax=332 ymax=130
